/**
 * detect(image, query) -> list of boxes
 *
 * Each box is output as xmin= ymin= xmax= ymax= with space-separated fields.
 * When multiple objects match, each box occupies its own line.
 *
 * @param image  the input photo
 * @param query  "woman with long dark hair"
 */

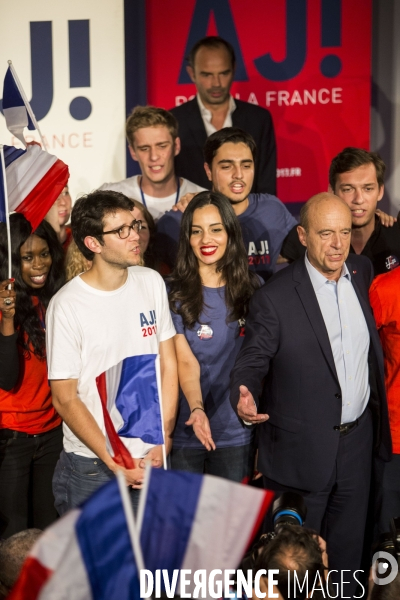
xmin=168 ymin=191 xmax=261 ymax=481
xmin=0 ymin=213 xmax=65 ymax=537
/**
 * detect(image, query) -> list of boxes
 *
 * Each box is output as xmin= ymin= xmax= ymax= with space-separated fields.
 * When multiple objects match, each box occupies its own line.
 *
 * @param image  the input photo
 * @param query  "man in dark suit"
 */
xmin=170 ymin=36 xmax=276 ymax=195
xmin=230 ymin=193 xmax=391 ymax=597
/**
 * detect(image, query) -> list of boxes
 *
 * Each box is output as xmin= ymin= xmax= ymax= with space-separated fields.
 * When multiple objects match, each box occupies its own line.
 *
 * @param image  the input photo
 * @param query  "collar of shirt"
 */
xmin=197 ymin=94 xmax=236 ymax=136
xmin=305 ymin=253 xmax=350 ymax=292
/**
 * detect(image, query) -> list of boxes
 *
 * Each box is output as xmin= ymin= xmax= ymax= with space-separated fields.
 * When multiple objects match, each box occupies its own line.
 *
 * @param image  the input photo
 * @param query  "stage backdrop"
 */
xmin=144 ymin=0 xmax=372 ymax=204
xmin=0 ymin=0 xmax=372 ymax=205
xmin=0 ymin=0 xmax=126 ymax=203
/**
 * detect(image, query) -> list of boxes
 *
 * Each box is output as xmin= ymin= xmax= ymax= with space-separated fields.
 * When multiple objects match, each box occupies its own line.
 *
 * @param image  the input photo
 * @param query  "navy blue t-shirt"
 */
xmin=171 ymin=286 xmax=252 ymax=449
xmin=155 ymin=193 xmax=297 ymax=281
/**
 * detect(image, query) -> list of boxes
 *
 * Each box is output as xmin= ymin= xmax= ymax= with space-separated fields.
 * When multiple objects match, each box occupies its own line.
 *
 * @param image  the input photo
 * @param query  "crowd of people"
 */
xmin=1 ymin=35 xmax=400 ymax=598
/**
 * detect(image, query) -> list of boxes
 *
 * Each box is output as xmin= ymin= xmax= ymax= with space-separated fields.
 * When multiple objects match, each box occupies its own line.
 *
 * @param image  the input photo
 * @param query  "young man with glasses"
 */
xmin=46 ymin=190 xmax=178 ymax=513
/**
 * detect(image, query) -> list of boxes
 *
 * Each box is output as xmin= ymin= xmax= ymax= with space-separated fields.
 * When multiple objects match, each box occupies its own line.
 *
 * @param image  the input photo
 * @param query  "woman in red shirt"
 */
xmin=0 ymin=214 xmax=65 ymax=537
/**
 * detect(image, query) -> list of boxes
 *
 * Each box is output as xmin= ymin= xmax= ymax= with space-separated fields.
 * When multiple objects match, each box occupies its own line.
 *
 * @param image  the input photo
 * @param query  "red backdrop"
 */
xmin=145 ymin=0 xmax=372 ymax=203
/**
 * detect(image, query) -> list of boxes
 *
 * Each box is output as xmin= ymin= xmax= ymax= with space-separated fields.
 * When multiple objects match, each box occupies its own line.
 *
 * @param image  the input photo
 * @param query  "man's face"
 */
xmin=204 ymin=142 xmax=254 ymax=206
xmin=298 ymin=199 xmax=352 ymax=281
xmin=129 ymin=126 xmax=180 ymax=185
xmin=88 ymin=209 xmax=141 ymax=268
xmin=187 ymin=46 xmax=234 ymax=107
xmin=55 ymin=186 xmax=72 ymax=227
xmin=331 ymin=163 xmax=384 ymax=229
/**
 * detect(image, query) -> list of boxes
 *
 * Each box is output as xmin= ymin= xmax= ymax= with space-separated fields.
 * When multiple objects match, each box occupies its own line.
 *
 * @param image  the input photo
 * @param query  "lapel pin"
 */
xmin=353 ymin=270 xmax=357 ymax=274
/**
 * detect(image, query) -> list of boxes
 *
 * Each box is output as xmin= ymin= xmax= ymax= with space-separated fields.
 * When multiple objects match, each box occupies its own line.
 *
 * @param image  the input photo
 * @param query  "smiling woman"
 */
xmin=0 ymin=214 xmax=65 ymax=538
xmin=168 ymin=191 xmax=261 ymax=481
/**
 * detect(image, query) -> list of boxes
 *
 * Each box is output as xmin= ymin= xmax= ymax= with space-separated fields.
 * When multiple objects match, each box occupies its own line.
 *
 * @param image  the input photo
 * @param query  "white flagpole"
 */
xmin=7 ymin=60 xmax=46 ymax=148
xmin=116 ymin=470 xmax=147 ymax=573
xmin=0 ymin=145 xmax=12 ymax=279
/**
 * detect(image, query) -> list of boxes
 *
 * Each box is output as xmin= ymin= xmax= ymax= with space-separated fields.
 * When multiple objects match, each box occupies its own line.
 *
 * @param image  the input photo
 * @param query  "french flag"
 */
xmin=2 ymin=65 xmax=35 ymax=145
xmin=8 ymin=477 xmax=141 ymax=600
xmin=138 ymin=468 xmax=274 ymax=592
xmin=3 ymin=144 xmax=69 ymax=230
xmin=96 ymin=354 xmax=164 ymax=469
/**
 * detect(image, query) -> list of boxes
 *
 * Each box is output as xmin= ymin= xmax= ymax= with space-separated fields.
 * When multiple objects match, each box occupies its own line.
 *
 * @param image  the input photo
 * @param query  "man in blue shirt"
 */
xmin=155 ymin=128 xmax=297 ymax=281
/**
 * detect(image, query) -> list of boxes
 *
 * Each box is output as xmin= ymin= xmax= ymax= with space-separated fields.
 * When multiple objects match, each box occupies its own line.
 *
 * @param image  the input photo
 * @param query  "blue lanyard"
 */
xmin=139 ymin=176 xmax=180 ymax=208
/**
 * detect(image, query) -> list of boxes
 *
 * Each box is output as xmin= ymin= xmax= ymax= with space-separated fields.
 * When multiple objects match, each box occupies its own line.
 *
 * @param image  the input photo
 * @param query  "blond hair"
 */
xmin=125 ymin=106 xmax=178 ymax=147
xmin=65 ymin=240 xmax=92 ymax=281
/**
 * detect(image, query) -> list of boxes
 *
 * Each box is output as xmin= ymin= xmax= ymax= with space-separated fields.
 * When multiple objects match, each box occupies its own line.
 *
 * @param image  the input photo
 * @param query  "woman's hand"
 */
xmin=186 ymin=408 xmax=216 ymax=451
xmin=0 ymin=279 xmax=16 ymax=335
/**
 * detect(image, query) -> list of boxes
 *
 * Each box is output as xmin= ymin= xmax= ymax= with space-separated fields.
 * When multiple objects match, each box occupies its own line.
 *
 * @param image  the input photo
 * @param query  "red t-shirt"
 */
xmin=370 ymin=267 xmax=400 ymax=453
xmin=0 ymin=298 xmax=61 ymax=434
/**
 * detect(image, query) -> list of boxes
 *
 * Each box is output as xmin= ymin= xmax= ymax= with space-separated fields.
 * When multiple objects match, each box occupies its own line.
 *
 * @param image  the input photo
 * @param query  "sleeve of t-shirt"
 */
xmin=155 ymin=275 xmax=176 ymax=343
xmin=369 ymin=278 xmax=384 ymax=330
xmin=283 ymin=205 xmax=298 ymax=234
xmin=170 ymin=308 xmax=185 ymax=335
xmin=46 ymin=297 xmax=83 ymax=380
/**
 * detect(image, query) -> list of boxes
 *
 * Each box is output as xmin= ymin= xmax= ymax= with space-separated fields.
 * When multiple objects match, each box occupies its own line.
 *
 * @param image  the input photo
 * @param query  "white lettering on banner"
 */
xmin=176 ymin=88 xmax=343 ymax=108
xmin=265 ymin=87 xmax=343 ymax=107
xmin=11 ymin=133 xmax=93 ymax=150
xmin=277 ymin=168 xmax=302 ymax=178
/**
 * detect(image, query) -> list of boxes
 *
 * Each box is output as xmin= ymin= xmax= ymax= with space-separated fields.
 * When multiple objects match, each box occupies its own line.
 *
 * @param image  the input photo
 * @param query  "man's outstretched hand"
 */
xmin=237 ymin=385 xmax=269 ymax=424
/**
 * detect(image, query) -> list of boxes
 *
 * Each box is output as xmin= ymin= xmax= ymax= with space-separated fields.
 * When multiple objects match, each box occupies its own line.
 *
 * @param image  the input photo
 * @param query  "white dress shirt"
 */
xmin=305 ymin=255 xmax=370 ymax=423
xmin=197 ymin=95 xmax=236 ymax=137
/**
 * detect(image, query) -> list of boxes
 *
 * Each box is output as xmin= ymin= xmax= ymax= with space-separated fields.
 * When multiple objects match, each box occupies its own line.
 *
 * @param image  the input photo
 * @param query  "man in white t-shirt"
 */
xmin=99 ymin=106 xmax=204 ymax=221
xmin=46 ymin=189 xmax=178 ymax=514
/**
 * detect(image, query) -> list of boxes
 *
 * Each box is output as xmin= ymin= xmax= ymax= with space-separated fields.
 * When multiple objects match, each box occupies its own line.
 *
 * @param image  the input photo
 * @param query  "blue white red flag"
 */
xmin=2 ymin=65 xmax=36 ymax=145
xmin=3 ymin=144 xmax=69 ymax=230
xmin=138 ymin=468 xmax=274 ymax=591
xmin=96 ymin=354 xmax=164 ymax=469
xmin=8 ymin=478 xmax=141 ymax=600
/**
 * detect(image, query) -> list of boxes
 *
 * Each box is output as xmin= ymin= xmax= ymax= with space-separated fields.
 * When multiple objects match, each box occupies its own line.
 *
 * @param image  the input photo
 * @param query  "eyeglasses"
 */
xmin=102 ymin=219 xmax=142 ymax=239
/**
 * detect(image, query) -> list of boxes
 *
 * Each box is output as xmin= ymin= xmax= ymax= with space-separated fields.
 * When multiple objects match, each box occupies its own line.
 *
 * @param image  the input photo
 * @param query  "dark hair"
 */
xmin=255 ymin=526 xmax=326 ymax=600
xmin=329 ymin=147 xmax=386 ymax=190
xmin=0 ymin=528 xmax=42 ymax=594
xmin=72 ymin=190 xmax=134 ymax=260
xmin=203 ymin=127 xmax=257 ymax=167
xmin=187 ymin=36 xmax=236 ymax=70
xmin=0 ymin=214 xmax=65 ymax=358
xmin=168 ymin=191 xmax=260 ymax=328
xmin=130 ymin=198 xmax=157 ymax=269
xmin=370 ymin=568 xmax=400 ymax=600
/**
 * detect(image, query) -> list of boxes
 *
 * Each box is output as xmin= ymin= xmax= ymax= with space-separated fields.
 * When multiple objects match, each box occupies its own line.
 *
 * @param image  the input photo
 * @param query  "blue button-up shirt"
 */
xmin=305 ymin=255 xmax=370 ymax=423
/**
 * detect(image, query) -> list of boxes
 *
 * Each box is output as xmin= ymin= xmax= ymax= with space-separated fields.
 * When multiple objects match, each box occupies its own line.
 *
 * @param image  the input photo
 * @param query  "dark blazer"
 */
xmin=230 ymin=255 xmax=392 ymax=492
xmin=170 ymin=98 xmax=277 ymax=195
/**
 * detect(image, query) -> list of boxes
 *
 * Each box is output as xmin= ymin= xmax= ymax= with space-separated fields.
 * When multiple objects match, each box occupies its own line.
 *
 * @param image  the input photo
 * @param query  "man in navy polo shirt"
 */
xmin=155 ymin=127 xmax=297 ymax=282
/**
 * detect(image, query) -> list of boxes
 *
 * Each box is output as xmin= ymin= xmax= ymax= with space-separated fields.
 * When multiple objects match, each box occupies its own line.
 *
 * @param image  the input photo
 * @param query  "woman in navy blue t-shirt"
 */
xmin=168 ymin=191 xmax=261 ymax=482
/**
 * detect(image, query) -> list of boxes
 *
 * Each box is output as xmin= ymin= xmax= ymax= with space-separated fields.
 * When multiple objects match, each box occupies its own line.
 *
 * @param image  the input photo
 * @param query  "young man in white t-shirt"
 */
xmin=99 ymin=106 xmax=205 ymax=221
xmin=46 ymin=190 xmax=178 ymax=513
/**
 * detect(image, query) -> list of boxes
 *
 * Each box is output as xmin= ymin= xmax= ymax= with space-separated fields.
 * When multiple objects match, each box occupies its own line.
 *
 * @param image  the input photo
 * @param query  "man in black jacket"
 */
xmin=231 ymin=192 xmax=391 ymax=597
xmin=170 ymin=36 xmax=276 ymax=195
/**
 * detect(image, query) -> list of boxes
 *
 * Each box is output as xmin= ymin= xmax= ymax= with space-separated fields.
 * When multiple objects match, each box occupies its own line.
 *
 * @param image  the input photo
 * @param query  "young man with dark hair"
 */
xmin=282 ymin=147 xmax=400 ymax=276
xmin=156 ymin=127 xmax=297 ymax=281
xmin=170 ymin=36 xmax=277 ymax=195
xmin=100 ymin=106 xmax=204 ymax=221
xmin=46 ymin=190 xmax=178 ymax=513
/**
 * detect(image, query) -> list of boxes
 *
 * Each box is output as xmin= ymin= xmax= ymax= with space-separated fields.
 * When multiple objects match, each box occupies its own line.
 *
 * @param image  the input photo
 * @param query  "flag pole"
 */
xmin=7 ymin=61 xmax=46 ymax=148
xmin=116 ymin=470 xmax=146 ymax=573
xmin=0 ymin=145 xmax=12 ymax=279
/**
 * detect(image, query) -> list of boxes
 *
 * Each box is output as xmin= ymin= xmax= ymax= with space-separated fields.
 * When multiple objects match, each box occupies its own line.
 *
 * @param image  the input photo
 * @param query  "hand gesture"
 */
xmin=186 ymin=409 xmax=216 ymax=451
xmin=237 ymin=385 xmax=269 ymax=424
xmin=172 ymin=192 xmax=197 ymax=213
xmin=0 ymin=279 xmax=16 ymax=333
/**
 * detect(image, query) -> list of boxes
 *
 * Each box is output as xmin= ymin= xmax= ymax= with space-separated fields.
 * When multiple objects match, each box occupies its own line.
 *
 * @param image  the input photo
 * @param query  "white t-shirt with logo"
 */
xmin=46 ymin=267 xmax=175 ymax=459
xmin=98 ymin=176 xmax=205 ymax=221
